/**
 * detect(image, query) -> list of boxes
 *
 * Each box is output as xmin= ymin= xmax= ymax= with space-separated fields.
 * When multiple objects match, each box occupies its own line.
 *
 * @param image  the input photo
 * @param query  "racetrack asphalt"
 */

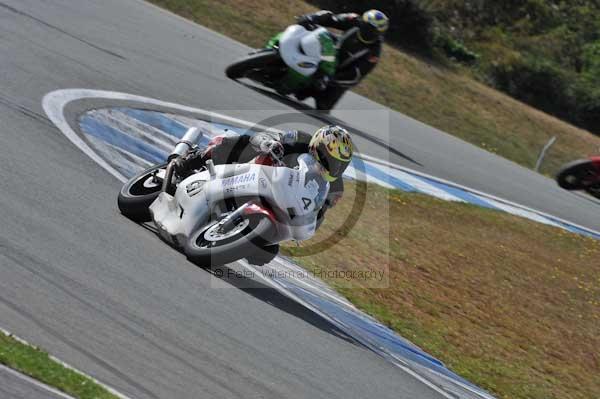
xmin=0 ymin=0 xmax=597 ymax=398
xmin=0 ymin=364 xmax=74 ymax=399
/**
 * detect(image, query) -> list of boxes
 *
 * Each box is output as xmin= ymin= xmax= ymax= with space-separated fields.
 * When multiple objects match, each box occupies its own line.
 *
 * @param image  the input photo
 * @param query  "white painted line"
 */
xmin=92 ymin=110 xmax=175 ymax=152
xmin=267 ymin=259 xmax=357 ymax=308
xmin=421 ymin=365 xmax=498 ymax=399
xmin=108 ymin=144 xmax=154 ymax=168
xmin=0 ymin=327 xmax=133 ymax=399
xmin=344 ymin=164 xmax=395 ymax=188
xmin=0 ymin=364 xmax=77 ymax=399
xmin=43 ymin=90 xmax=128 ymax=183
xmin=85 ymin=135 xmax=147 ymax=176
xmin=110 ymin=110 xmax=180 ymax=146
xmin=388 ymin=169 xmax=465 ymax=202
xmin=483 ymin=198 xmax=562 ymax=228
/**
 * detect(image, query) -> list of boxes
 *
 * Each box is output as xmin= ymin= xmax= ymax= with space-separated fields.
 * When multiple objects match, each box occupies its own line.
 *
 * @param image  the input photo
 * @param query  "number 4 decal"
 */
xmin=302 ymin=197 xmax=312 ymax=210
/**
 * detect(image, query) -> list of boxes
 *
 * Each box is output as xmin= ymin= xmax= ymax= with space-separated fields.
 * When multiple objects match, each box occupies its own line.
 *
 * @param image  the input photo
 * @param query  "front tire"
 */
xmin=184 ymin=214 xmax=276 ymax=267
xmin=556 ymin=159 xmax=599 ymax=190
xmin=118 ymin=163 xmax=167 ymax=222
xmin=585 ymin=184 xmax=600 ymax=199
xmin=225 ymin=50 xmax=282 ymax=80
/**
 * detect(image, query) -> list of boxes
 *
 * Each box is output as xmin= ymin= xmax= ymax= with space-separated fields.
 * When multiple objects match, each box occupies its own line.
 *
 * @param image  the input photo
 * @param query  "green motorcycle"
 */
xmin=225 ymin=24 xmax=340 ymax=108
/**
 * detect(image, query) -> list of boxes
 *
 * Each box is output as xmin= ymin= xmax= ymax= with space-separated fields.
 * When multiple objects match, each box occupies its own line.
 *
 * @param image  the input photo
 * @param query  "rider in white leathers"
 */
xmin=175 ymin=125 xmax=354 ymax=264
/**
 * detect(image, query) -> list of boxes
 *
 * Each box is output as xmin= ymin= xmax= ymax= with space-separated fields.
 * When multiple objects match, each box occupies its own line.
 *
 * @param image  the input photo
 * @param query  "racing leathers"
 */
xmin=176 ymin=131 xmax=344 ymax=228
xmin=297 ymin=10 xmax=383 ymax=110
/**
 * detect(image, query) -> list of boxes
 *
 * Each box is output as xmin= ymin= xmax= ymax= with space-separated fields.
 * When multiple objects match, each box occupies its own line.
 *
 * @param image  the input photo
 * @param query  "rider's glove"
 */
xmin=259 ymin=139 xmax=285 ymax=161
xmin=174 ymin=148 xmax=203 ymax=174
xmin=295 ymin=15 xmax=314 ymax=28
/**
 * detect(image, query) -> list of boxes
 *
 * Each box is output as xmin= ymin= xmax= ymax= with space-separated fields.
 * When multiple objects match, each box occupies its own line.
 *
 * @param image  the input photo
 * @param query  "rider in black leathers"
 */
xmin=296 ymin=9 xmax=389 ymax=110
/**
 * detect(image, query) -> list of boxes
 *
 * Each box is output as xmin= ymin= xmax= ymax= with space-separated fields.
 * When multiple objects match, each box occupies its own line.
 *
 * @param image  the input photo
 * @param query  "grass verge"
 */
xmin=147 ymin=0 xmax=600 ymax=176
xmin=0 ymin=332 xmax=119 ymax=399
xmin=281 ymin=181 xmax=600 ymax=399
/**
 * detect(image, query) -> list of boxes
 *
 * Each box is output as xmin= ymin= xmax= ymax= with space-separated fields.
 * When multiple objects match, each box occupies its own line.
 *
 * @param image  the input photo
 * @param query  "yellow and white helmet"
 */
xmin=309 ymin=125 xmax=353 ymax=182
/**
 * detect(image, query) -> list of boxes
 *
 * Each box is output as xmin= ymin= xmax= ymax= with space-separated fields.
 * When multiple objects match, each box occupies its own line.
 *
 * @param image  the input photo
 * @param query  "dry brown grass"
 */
xmin=284 ymin=182 xmax=600 ymax=399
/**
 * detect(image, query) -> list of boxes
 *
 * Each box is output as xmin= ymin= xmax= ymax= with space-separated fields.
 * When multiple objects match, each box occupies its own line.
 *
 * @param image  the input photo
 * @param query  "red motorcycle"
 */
xmin=556 ymin=156 xmax=600 ymax=199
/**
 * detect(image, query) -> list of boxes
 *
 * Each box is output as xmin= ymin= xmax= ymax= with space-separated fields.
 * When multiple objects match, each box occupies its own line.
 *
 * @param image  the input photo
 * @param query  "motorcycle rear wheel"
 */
xmin=117 ymin=163 xmax=167 ymax=222
xmin=184 ymin=214 xmax=276 ymax=267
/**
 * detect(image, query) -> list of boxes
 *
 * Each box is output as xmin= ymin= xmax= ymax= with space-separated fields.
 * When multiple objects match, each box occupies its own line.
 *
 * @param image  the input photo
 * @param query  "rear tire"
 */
xmin=225 ymin=50 xmax=281 ymax=80
xmin=118 ymin=163 xmax=167 ymax=222
xmin=556 ymin=159 xmax=599 ymax=190
xmin=184 ymin=214 xmax=276 ymax=267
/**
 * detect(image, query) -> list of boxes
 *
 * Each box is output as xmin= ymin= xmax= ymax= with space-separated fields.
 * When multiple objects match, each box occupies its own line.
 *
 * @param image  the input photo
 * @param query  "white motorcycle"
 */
xmin=117 ymin=127 xmax=329 ymax=266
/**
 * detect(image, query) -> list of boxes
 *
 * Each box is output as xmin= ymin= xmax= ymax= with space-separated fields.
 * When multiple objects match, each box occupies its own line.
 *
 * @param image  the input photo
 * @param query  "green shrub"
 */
xmin=490 ymin=56 xmax=577 ymax=119
xmin=582 ymin=41 xmax=600 ymax=76
xmin=435 ymin=33 xmax=479 ymax=64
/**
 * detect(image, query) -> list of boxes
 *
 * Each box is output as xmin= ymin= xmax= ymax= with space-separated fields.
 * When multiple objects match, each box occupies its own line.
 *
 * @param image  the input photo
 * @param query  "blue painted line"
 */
xmin=351 ymin=157 xmax=417 ymax=192
xmin=117 ymin=108 xmax=189 ymax=138
xmin=281 ymin=282 xmax=486 ymax=391
xmin=553 ymin=220 xmax=600 ymax=239
xmin=273 ymin=280 xmax=430 ymax=355
xmin=80 ymin=116 xmax=167 ymax=164
xmin=413 ymin=175 xmax=497 ymax=209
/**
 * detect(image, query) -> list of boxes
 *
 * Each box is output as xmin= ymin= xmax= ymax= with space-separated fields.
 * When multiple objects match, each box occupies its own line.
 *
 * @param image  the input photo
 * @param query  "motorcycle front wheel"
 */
xmin=184 ymin=214 xmax=275 ymax=267
xmin=585 ymin=184 xmax=600 ymax=199
xmin=556 ymin=159 xmax=600 ymax=190
xmin=117 ymin=163 xmax=167 ymax=222
xmin=225 ymin=50 xmax=282 ymax=79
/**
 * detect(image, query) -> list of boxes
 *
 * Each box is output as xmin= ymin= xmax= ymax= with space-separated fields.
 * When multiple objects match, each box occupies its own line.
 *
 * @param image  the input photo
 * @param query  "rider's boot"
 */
xmin=315 ymin=86 xmax=346 ymax=112
xmin=294 ymin=88 xmax=313 ymax=101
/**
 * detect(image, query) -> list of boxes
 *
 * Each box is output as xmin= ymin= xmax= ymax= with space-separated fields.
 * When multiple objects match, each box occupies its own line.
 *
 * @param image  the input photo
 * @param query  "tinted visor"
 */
xmin=358 ymin=23 xmax=379 ymax=43
xmin=317 ymin=147 xmax=350 ymax=180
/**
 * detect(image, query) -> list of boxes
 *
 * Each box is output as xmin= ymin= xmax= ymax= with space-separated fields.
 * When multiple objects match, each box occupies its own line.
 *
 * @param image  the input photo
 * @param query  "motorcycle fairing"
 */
xmin=278 ymin=25 xmax=337 ymax=76
xmin=279 ymin=24 xmax=321 ymax=77
xmin=149 ymin=156 xmax=329 ymax=246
